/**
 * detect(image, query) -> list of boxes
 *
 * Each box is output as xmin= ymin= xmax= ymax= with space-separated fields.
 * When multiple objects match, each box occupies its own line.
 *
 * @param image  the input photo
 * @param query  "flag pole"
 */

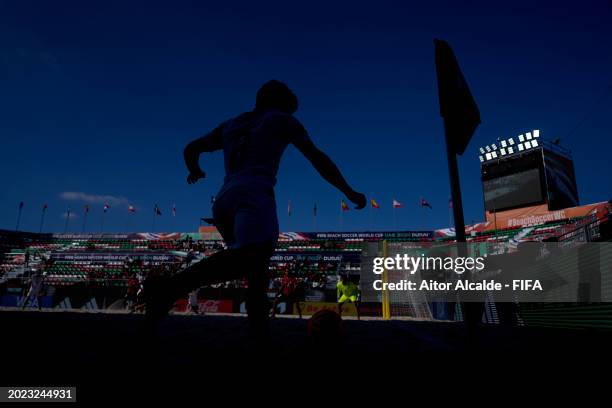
xmin=421 ymin=205 xmax=425 ymax=231
xmin=444 ymin=127 xmax=467 ymax=243
xmin=82 ymin=209 xmax=88 ymax=233
xmin=435 ymin=38 xmax=480 ymax=324
xmin=287 ymin=200 xmax=291 ymax=232
xmin=152 ymin=205 xmax=159 ymax=232
xmin=15 ymin=203 xmax=23 ymax=231
xmin=64 ymin=207 xmax=71 ymax=233
xmin=100 ymin=212 xmax=106 ymax=233
xmin=39 ymin=206 xmax=47 ymax=233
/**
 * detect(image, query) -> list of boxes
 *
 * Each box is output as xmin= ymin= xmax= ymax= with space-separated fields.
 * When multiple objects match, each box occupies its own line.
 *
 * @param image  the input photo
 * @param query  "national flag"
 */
xmin=103 ymin=203 xmax=110 ymax=212
xmin=341 ymin=199 xmax=350 ymax=212
xmin=370 ymin=198 xmax=380 ymax=209
xmin=172 ymin=203 xmax=177 ymax=217
xmin=313 ymin=203 xmax=317 ymax=217
xmin=434 ymin=39 xmax=481 ymax=156
xmin=154 ymin=204 xmax=162 ymax=216
xmin=420 ymin=197 xmax=433 ymax=209
xmin=392 ymin=199 xmax=402 ymax=209
xmin=128 ymin=205 xmax=136 ymax=214
xmin=19 ymin=201 xmax=24 ymax=209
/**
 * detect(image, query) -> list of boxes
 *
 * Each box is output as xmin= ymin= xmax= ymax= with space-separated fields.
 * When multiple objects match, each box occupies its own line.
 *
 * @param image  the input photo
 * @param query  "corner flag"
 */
xmin=434 ymin=39 xmax=481 ymax=156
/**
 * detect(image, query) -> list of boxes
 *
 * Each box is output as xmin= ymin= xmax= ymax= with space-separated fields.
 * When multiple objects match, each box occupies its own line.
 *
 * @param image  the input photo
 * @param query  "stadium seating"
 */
xmin=0 ymin=213 xmax=603 ymax=294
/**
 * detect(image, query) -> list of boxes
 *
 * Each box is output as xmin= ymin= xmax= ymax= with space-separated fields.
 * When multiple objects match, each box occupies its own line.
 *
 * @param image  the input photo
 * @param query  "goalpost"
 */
xmin=360 ymin=240 xmax=434 ymax=320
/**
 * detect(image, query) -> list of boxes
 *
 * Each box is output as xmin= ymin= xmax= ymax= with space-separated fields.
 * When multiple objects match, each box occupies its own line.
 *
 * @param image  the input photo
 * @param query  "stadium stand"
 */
xmin=1 ymin=201 xmax=610 ymax=322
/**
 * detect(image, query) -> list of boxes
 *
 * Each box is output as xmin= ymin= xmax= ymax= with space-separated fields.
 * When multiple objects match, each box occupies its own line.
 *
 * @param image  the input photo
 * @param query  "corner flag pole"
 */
xmin=435 ymin=38 xmax=481 ymax=325
xmin=434 ymin=38 xmax=480 ymax=245
xmin=444 ymin=125 xmax=467 ymax=243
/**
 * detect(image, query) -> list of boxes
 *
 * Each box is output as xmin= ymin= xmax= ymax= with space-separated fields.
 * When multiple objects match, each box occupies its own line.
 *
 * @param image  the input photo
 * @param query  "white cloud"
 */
xmin=59 ymin=192 xmax=130 ymax=206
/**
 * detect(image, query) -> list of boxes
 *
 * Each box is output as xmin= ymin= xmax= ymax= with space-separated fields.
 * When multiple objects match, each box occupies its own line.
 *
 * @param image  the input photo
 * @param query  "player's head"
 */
xmin=255 ymin=80 xmax=298 ymax=114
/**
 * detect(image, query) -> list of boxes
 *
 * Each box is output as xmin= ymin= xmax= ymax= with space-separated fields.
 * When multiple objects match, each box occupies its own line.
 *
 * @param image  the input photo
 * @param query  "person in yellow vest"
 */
xmin=337 ymin=274 xmax=360 ymax=320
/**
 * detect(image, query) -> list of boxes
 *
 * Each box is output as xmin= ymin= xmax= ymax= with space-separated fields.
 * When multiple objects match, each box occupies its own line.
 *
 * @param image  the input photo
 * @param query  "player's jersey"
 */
xmin=337 ymin=281 xmax=359 ymax=298
xmin=213 ymin=109 xmax=311 ymax=197
xmin=280 ymin=276 xmax=298 ymax=296
xmin=126 ymin=278 xmax=139 ymax=295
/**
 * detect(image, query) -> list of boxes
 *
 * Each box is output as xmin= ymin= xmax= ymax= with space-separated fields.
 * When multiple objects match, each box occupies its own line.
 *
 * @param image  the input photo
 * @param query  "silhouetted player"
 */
xmin=144 ymin=80 xmax=366 ymax=336
xmin=21 ymin=270 xmax=45 ymax=310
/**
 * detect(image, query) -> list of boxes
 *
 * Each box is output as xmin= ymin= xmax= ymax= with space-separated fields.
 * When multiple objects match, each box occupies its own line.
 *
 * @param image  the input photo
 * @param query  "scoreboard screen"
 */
xmin=483 ymin=168 xmax=544 ymax=211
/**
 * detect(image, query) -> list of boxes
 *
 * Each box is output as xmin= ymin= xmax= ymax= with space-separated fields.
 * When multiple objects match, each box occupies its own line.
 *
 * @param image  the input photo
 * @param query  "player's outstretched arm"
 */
xmin=183 ymin=123 xmax=225 ymax=184
xmin=293 ymin=137 xmax=366 ymax=209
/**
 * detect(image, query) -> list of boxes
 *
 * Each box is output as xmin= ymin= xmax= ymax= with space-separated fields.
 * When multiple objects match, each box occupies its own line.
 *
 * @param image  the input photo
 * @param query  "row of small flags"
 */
xmin=289 ymin=197 xmax=450 ymax=215
xmin=16 ymin=202 xmax=178 ymax=216
xmin=19 ymin=196 xmax=451 ymax=218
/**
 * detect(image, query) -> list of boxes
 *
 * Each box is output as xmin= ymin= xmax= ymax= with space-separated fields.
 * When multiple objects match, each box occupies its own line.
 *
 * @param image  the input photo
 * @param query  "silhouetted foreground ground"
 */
xmin=2 ymin=310 xmax=610 ymax=402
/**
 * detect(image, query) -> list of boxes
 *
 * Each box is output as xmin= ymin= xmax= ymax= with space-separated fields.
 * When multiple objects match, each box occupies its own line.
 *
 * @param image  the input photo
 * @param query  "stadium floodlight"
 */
xmin=491 ymin=144 xmax=497 ymax=150
xmin=479 ymin=147 xmax=485 ymax=154
xmin=518 ymin=143 xmax=525 ymax=151
xmin=524 ymin=141 xmax=532 ymax=149
xmin=485 ymin=145 xmax=491 ymax=152
xmin=526 ymin=132 xmax=532 ymax=140
xmin=508 ymin=138 xmax=515 ymax=145
xmin=485 ymin=152 xmax=492 ymax=160
xmin=518 ymin=134 xmax=525 ymax=142
xmin=531 ymin=139 xmax=539 ymax=148
xmin=500 ymin=148 xmax=507 ymax=155
xmin=508 ymin=146 xmax=514 ymax=154
xmin=479 ymin=155 xmax=485 ymax=162
xmin=533 ymin=129 xmax=540 ymax=138
xmin=501 ymin=140 xmax=507 ymax=148
xmin=491 ymin=151 xmax=498 ymax=159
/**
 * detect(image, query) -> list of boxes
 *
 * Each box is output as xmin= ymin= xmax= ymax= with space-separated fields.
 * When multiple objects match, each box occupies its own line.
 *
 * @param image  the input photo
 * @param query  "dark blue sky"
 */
xmin=1 ymin=0 xmax=611 ymax=233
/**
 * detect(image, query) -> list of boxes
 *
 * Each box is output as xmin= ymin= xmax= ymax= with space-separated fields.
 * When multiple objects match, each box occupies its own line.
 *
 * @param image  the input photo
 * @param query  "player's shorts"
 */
xmin=338 ymin=295 xmax=358 ymax=303
xmin=278 ymin=291 xmax=301 ymax=304
xmin=27 ymin=286 xmax=43 ymax=298
xmin=213 ymin=182 xmax=279 ymax=249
